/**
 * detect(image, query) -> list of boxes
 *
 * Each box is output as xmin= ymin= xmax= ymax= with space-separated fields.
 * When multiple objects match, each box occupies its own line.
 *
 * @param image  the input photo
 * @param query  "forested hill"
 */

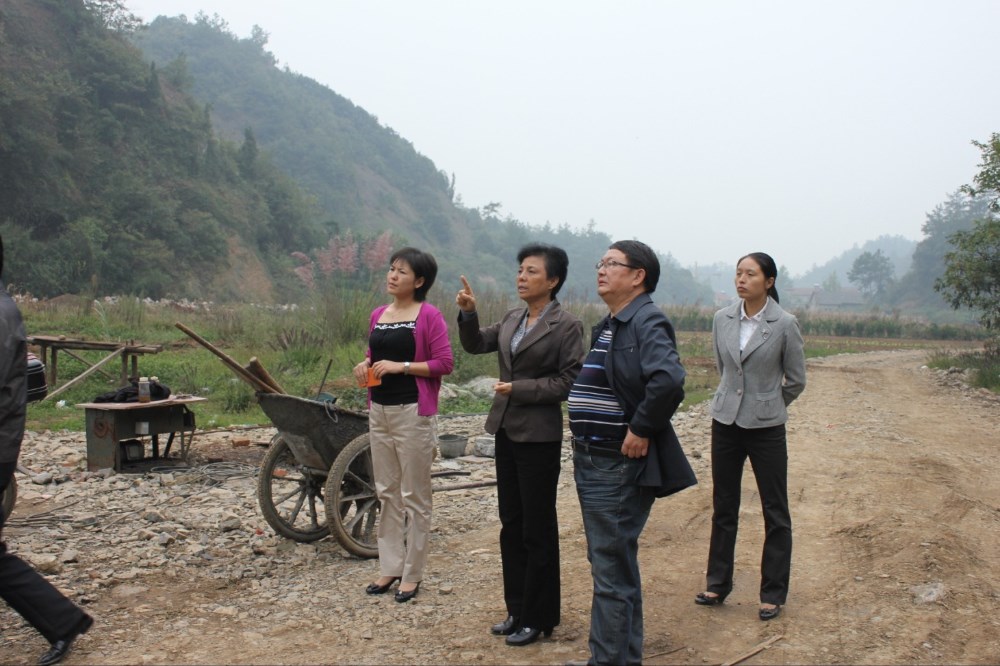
xmin=0 ymin=1 xmax=712 ymax=304
xmin=134 ymin=13 xmax=712 ymax=304
xmin=135 ymin=13 xmax=474 ymax=261
xmin=0 ymin=0 xmax=326 ymax=300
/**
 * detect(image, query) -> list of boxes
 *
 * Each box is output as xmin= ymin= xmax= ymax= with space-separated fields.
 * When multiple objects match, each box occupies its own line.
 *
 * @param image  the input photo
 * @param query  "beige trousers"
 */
xmin=368 ymin=402 xmax=435 ymax=583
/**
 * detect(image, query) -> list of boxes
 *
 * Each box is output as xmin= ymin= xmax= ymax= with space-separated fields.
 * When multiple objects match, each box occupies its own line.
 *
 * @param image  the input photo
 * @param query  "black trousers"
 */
xmin=0 ymin=461 xmax=90 ymax=644
xmin=705 ymin=420 xmax=792 ymax=605
xmin=494 ymin=429 xmax=561 ymax=628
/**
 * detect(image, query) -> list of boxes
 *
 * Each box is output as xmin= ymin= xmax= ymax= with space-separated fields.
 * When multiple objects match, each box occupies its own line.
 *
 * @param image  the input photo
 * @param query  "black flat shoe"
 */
xmin=394 ymin=582 xmax=420 ymax=603
xmin=491 ymin=615 xmax=520 ymax=636
xmin=694 ymin=591 xmax=728 ymax=606
xmin=759 ymin=604 xmax=782 ymax=621
xmin=365 ymin=576 xmax=401 ymax=595
xmin=39 ymin=613 xmax=93 ymax=666
xmin=505 ymin=626 xmax=553 ymax=646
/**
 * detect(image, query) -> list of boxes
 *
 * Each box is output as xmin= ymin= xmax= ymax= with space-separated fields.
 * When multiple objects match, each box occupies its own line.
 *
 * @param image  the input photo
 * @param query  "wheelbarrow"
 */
xmin=254 ymin=393 xmax=497 ymax=559
xmin=255 ymin=393 xmax=377 ymax=557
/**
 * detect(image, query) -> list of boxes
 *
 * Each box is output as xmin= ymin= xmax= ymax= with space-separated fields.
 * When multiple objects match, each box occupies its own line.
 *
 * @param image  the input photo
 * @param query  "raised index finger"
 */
xmin=459 ymin=275 xmax=474 ymax=295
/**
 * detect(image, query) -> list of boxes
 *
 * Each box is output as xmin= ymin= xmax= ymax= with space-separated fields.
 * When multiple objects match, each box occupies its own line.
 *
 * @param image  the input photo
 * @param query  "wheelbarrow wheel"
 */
xmin=1 ymin=473 xmax=15 ymax=519
xmin=324 ymin=433 xmax=379 ymax=558
xmin=257 ymin=433 xmax=330 ymax=542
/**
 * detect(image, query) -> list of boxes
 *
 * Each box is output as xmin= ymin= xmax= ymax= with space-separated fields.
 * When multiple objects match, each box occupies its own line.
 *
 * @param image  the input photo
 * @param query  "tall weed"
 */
xmin=927 ymin=343 xmax=1000 ymax=392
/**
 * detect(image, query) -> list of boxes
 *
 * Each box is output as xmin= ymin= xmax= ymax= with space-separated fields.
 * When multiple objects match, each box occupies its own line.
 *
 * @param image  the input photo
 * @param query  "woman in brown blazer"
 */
xmin=456 ymin=243 xmax=584 ymax=647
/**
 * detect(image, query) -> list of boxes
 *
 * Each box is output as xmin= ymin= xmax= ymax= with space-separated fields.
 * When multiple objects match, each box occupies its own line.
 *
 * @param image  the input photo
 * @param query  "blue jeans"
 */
xmin=574 ymin=451 xmax=655 ymax=666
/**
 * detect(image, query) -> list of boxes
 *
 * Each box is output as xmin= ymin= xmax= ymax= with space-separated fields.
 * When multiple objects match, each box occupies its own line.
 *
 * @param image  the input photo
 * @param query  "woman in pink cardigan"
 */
xmin=353 ymin=247 xmax=453 ymax=603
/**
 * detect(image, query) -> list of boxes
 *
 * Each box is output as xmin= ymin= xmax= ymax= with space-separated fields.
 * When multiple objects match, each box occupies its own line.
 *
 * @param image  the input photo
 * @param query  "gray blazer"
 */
xmin=710 ymin=298 xmax=806 ymax=429
xmin=458 ymin=300 xmax=584 ymax=443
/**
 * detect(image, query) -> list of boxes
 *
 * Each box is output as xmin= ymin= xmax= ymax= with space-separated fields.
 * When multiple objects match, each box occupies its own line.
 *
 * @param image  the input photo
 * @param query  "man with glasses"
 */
xmin=567 ymin=240 xmax=696 ymax=665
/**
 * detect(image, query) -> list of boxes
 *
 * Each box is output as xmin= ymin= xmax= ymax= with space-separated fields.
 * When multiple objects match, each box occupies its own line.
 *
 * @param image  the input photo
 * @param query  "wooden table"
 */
xmin=27 ymin=335 xmax=163 ymax=389
xmin=75 ymin=396 xmax=206 ymax=472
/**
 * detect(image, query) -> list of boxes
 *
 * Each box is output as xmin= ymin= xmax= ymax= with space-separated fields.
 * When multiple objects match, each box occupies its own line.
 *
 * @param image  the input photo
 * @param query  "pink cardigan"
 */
xmin=366 ymin=302 xmax=454 ymax=416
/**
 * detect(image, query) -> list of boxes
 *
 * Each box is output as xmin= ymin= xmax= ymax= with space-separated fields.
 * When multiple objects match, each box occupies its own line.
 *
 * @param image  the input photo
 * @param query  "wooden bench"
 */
xmin=26 ymin=335 xmax=163 ymax=401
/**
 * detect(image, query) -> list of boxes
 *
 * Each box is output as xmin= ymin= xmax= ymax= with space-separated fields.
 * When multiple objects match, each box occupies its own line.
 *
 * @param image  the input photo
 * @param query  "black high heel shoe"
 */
xmin=505 ymin=626 xmax=553 ymax=646
xmin=694 ymin=591 xmax=729 ymax=606
xmin=365 ymin=576 xmax=401 ymax=595
xmin=394 ymin=582 xmax=420 ymax=603
xmin=758 ymin=604 xmax=781 ymax=621
xmin=491 ymin=615 xmax=520 ymax=636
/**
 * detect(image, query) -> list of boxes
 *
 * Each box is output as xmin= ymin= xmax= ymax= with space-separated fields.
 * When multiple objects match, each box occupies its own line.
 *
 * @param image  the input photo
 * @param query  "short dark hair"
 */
xmin=737 ymin=252 xmax=780 ymax=303
xmin=609 ymin=240 xmax=660 ymax=293
xmin=516 ymin=243 xmax=569 ymax=299
xmin=390 ymin=247 xmax=438 ymax=301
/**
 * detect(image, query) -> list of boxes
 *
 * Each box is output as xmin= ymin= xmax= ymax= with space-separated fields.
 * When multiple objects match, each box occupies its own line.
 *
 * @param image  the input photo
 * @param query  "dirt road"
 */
xmin=2 ymin=349 xmax=998 ymax=664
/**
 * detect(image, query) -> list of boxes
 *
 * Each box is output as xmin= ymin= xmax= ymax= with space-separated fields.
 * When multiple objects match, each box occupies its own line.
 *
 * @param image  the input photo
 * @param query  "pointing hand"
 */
xmin=456 ymin=275 xmax=477 ymax=312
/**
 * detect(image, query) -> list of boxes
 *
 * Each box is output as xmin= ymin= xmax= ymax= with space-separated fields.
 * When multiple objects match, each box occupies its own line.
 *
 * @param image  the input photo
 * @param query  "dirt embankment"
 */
xmin=2 ymin=349 xmax=998 ymax=665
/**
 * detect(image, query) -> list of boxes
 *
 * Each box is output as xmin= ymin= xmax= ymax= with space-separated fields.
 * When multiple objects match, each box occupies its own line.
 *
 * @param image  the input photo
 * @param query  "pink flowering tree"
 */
xmin=291 ymin=230 xmax=397 ymax=291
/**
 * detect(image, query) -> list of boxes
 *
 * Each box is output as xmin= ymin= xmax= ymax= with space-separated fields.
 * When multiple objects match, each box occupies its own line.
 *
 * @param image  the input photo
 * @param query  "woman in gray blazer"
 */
xmin=456 ymin=243 xmax=584 ymax=646
xmin=695 ymin=252 xmax=806 ymax=621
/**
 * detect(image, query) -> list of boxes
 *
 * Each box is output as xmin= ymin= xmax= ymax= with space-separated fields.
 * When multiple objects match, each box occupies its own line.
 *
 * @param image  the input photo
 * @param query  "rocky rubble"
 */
xmin=1 ymin=405 xmax=712 ymax=661
xmin=924 ymin=364 xmax=1000 ymax=405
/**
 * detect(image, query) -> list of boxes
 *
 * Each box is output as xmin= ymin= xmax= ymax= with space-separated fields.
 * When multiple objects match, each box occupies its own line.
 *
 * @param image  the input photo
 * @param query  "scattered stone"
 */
xmin=463 ymin=377 xmax=499 ymax=397
xmin=219 ymin=516 xmax=242 ymax=532
xmin=473 ymin=436 xmax=495 ymax=458
xmin=26 ymin=553 xmax=62 ymax=574
xmin=31 ymin=471 xmax=54 ymax=485
xmin=0 ymin=411 xmax=704 ymax=662
xmin=910 ymin=582 xmax=946 ymax=604
xmin=111 ymin=584 xmax=149 ymax=598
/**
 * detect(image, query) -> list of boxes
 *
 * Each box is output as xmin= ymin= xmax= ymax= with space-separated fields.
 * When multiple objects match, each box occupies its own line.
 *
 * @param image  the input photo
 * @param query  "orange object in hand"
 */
xmin=359 ymin=367 xmax=382 ymax=388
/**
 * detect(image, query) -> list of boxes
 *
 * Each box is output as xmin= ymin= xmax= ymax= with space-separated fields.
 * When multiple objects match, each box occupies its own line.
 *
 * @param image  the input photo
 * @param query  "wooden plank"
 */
xmin=44 ymin=348 xmax=125 ymax=401
xmin=75 ymin=396 xmax=207 ymax=410
xmin=248 ymin=357 xmax=285 ymax=394
xmin=174 ymin=322 xmax=274 ymax=393
xmin=26 ymin=336 xmax=162 ymax=354
xmin=60 ymin=348 xmax=116 ymax=381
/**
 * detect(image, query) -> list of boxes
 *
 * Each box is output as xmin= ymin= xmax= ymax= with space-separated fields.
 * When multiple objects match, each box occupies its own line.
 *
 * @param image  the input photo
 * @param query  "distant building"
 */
xmin=809 ymin=287 xmax=866 ymax=311
xmin=784 ymin=287 xmax=818 ymax=310
xmin=718 ymin=286 xmax=868 ymax=312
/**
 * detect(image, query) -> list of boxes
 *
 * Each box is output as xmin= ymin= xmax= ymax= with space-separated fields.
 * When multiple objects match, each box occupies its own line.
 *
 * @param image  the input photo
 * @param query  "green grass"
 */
xmin=926 ymin=343 xmax=1000 ymax=392
xmin=19 ymin=296 xmax=992 ymax=433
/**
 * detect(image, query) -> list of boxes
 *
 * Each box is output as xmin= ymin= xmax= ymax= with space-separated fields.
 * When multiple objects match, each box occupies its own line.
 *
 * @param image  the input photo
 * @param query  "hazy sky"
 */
xmin=126 ymin=0 xmax=1000 ymax=275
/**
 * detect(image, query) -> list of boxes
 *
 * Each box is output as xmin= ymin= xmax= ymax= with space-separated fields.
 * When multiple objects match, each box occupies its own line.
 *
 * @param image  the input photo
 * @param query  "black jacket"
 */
xmin=597 ymin=293 xmax=697 ymax=497
xmin=0 ymin=283 xmax=27 ymax=465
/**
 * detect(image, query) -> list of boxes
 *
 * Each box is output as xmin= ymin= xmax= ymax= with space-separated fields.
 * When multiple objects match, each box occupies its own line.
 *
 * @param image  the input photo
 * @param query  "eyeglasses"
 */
xmin=595 ymin=259 xmax=638 ymax=271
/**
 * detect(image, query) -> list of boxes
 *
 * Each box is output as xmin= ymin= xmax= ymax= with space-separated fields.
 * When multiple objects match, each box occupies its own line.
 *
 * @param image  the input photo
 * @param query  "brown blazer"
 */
xmin=458 ymin=300 xmax=585 ymax=443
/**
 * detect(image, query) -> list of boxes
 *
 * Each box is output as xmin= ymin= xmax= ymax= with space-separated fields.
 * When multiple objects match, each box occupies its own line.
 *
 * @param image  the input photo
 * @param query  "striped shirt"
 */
xmin=568 ymin=320 xmax=628 ymax=442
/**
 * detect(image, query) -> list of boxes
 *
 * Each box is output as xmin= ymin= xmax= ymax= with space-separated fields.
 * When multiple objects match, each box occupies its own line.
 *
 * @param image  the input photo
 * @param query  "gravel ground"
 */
xmin=2 ymin=354 xmax=998 ymax=665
